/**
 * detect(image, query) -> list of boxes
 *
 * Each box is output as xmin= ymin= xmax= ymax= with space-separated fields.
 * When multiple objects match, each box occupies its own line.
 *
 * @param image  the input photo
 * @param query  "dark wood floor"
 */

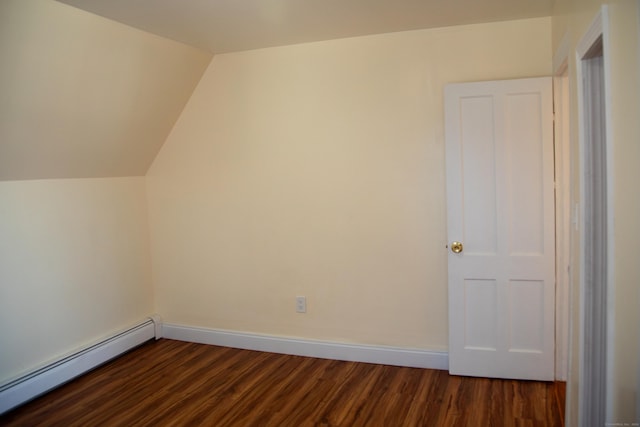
xmin=1 ymin=339 xmax=565 ymax=426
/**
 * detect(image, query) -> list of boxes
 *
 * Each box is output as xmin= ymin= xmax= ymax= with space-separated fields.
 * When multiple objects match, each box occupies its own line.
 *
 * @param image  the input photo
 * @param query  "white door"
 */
xmin=445 ymin=77 xmax=555 ymax=381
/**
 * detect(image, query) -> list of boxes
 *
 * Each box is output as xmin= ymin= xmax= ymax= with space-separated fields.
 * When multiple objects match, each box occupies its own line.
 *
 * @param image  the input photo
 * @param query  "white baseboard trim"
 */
xmin=0 ymin=316 xmax=160 ymax=415
xmin=162 ymin=323 xmax=448 ymax=371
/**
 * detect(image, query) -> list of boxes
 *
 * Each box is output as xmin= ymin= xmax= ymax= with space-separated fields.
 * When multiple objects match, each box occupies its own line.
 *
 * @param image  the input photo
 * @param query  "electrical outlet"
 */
xmin=296 ymin=296 xmax=306 ymax=313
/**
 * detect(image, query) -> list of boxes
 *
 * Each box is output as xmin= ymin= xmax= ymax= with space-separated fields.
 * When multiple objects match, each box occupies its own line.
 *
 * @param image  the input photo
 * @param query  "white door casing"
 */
xmin=553 ymin=68 xmax=571 ymax=382
xmin=445 ymin=77 xmax=555 ymax=381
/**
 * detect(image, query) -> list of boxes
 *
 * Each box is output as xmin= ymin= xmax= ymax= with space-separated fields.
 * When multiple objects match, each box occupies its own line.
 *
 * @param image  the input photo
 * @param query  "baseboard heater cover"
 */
xmin=0 ymin=316 xmax=160 ymax=415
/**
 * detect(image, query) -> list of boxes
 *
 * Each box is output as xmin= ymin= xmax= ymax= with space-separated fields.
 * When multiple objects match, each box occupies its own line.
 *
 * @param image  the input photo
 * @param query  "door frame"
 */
xmin=575 ymin=6 xmax=614 ymax=426
xmin=552 ymin=31 xmax=571 ymax=383
xmin=553 ymin=62 xmax=572 ymax=381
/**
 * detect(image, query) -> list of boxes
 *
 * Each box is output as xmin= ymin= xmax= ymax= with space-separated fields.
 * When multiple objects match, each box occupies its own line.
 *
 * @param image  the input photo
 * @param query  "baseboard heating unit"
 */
xmin=0 ymin=316 xmax=161 ymax=415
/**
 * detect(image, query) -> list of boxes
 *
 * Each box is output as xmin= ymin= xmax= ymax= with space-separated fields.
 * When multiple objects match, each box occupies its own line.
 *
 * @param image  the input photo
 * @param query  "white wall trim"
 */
xmin=601 ymin=6 xmax=616 ymax=423
xmin=576 ymin=5 xmax=614 ymax=427
xmin=553 ymin=69 xmax=571 ymax=382
xmin=162 ymin=323 xmax=449 ymax=371
xmin=553 ymin=28 xmax=572 ymax=385
xmin=637 ymin=7 xmax=640 ymax=420
xmin=0 ymin=317 xmax=158 ymax=415
xmin=577 ymin=9 xmax=604 ymax=58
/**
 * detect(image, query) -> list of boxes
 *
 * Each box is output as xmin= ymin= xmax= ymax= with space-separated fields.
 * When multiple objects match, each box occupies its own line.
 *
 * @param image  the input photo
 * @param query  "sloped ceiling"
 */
xmin=55 ymin=0 xmax=554 ymax=54
xmin=0 ymin=0 xmax=211 ymax=181
xmin=1 ymin=0 xmax=553 ymax=181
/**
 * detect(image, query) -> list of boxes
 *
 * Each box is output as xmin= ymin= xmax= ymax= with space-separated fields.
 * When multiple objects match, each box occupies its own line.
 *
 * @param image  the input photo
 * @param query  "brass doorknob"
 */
xmin=451 ymin=241 xmax=463 ymax=253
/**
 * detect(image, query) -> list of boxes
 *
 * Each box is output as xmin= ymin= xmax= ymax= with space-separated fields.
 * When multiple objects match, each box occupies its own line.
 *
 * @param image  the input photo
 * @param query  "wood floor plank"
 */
xmin=0 ymin=339 xmax=564 ymax=426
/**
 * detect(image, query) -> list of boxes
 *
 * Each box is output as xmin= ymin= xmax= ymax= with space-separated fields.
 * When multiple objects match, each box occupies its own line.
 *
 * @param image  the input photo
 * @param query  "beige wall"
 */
xmin=0 ymin=177 xmax=154 ymax=383
xmin=0 ymin=0 xmax=211 ymax=181
xmin=147 ymin=18 xmax=551 ymax=350
xmin=0 ymin=0 xmax=211 ymax=386
xmin=552 ymin=0 xmax=640 ymax=424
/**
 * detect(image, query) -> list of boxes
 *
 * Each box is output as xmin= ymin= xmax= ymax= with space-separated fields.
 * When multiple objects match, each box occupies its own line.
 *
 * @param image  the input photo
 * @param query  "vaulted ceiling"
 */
xmin=55 ymin=0 xmax=554 ymax=54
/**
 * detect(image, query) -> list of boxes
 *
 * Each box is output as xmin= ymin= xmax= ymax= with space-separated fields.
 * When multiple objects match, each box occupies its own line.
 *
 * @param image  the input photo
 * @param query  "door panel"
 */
xmin=460 ymin=96 xmax=498 ymax=255
xmin=445 ymin=77 xmax=554 ymax=381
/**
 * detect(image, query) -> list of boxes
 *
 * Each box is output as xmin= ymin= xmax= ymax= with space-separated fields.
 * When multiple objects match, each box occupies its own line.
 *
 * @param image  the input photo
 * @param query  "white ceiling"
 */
xmin=55 ymin=0 xmax=554 ymax=54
